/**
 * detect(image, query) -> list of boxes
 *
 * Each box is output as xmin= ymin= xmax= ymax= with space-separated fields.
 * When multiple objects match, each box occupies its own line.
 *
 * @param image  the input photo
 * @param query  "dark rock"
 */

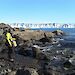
xmin=8 ymin=71 xmax=16 ymax=75
xmin=15 ymin=68 xmax=39 ymax=75
xmin=39 ymin=37 xmax=49 ymax=44
xmin=52 ymin=30 xmax=64 ymax=36
xmin=16 ymin=69 xmax=28 ymax=75
xmin=32 ymin=45 xmax=41 ymax=58
xmin=37 ymin=53 xmax=48 ymax=60
xmin=24 ymin=68 xmax=39 ymax=75
xmin=63 ymin=60 xmax=73 ymax=69
xmin=39 ymin=33 xmax=48 ymax=43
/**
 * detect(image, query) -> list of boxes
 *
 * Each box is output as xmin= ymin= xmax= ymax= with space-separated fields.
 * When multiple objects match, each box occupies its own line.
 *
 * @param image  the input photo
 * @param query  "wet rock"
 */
xmin=24 ymin=68 xmax=39 ymax=75
xmin=16 ymin=68 xmax=26 ymax=75
xmin=69 ymin=55 xmax=75 ymax=65
xmin=1 ymin=70 xmax=4 ymax=75
xmin=15 ymin=67 xmax=39 ymax=75
xmin=0 ymin=62 xmax=5 ymax=67
xmin=32 ymin=45 xmax=41 ymax=58
xmin=37 ymin=52 xmax=48 ymax=60
xmin=8 ymin=71 xmax=16 ymax=75
xmin=63 ymin=60 xmax=73 ymax=69
xmin=18 ymin=49 xmax=32 ymax=57
xmin=39 ymin=33 xmax=55 ymax=44
xmin=39 ymin=37 xmax=49 ymax=44
xmin=7 ymin=69 xmax=12 ymax=72
xmin=52 ymin=29 xmax=64 ymax=36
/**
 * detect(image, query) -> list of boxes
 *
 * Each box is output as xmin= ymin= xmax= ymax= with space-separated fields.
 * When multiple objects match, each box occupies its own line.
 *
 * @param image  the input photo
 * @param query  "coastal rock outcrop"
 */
xmin=13 ymin=30 xmax=55 ymax=41
xmin=52 ymin=29 xmax=64 ymax=36
xmin=0 ymin=24 xmax=68 ymax=75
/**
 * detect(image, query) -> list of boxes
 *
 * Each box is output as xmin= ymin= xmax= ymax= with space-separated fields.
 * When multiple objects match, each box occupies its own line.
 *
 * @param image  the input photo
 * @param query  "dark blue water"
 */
xmin=32 ymin=28 xmax=75 ymax=34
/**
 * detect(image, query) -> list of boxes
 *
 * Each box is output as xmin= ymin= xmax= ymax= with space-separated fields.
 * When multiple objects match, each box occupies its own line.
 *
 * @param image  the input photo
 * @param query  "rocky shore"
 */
xmin=0 ymin=24 xmax=75 ymax=75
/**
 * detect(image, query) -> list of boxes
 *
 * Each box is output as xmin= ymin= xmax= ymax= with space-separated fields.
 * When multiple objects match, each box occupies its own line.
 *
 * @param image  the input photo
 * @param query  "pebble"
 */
xmin=8 ymin=69 xmax=12 ymax=72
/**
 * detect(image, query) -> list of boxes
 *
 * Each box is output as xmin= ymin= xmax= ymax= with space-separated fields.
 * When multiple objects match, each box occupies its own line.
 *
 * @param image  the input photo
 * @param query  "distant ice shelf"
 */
xmin=8 ymin=23 xmax=75 ymax=28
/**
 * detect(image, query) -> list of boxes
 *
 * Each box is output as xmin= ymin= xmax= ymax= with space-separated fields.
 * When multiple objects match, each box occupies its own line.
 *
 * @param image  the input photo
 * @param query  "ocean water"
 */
xmin=32 ymin=28 xmax=75 ymax=34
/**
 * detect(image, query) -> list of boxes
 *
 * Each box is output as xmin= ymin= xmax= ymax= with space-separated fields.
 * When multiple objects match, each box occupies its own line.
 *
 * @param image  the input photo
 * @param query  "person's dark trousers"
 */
xmin=8 ymin=46 xmax=13 ymax=59
xmin=5 ymin=40 xmax=13 ymax=59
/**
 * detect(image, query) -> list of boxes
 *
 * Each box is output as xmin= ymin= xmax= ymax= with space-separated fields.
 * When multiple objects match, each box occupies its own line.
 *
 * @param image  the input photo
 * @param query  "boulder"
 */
xmin=52 ymin=30 xmax=64 ymax=36
xmin=15 ymin=68 xmax=39 ymax=75
xmin=8 ymin=71 xmax=16 ymax=75
xmin=24 ymin=68 xmax=39 ymax=75
xmin=32 ymin=45 xmax=41 ymax=58
xmin=39 ymin=33 xmax=56 ymax=44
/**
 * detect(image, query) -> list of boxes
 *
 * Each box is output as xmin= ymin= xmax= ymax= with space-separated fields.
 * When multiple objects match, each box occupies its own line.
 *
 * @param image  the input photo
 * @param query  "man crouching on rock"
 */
xmin=4 ymin=29 xmax=17 ymax=62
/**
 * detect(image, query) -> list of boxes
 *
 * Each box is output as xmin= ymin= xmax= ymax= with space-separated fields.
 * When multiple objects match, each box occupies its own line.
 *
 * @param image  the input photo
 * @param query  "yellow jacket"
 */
xmin=6 ymin=32 xmax=17 ymax=47
xmin=6 ymin=32 xmax=13 ymax=47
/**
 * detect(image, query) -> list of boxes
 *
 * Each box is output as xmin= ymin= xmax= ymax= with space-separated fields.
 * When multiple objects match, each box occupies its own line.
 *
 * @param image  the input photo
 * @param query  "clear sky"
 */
xmin=0 ymin=0 xmax=75 ymax=23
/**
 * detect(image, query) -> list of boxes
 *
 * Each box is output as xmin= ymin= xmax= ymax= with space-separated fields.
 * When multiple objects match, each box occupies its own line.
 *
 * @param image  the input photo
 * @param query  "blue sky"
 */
xmin=0 ymin=0 xmax=75 ymax=23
